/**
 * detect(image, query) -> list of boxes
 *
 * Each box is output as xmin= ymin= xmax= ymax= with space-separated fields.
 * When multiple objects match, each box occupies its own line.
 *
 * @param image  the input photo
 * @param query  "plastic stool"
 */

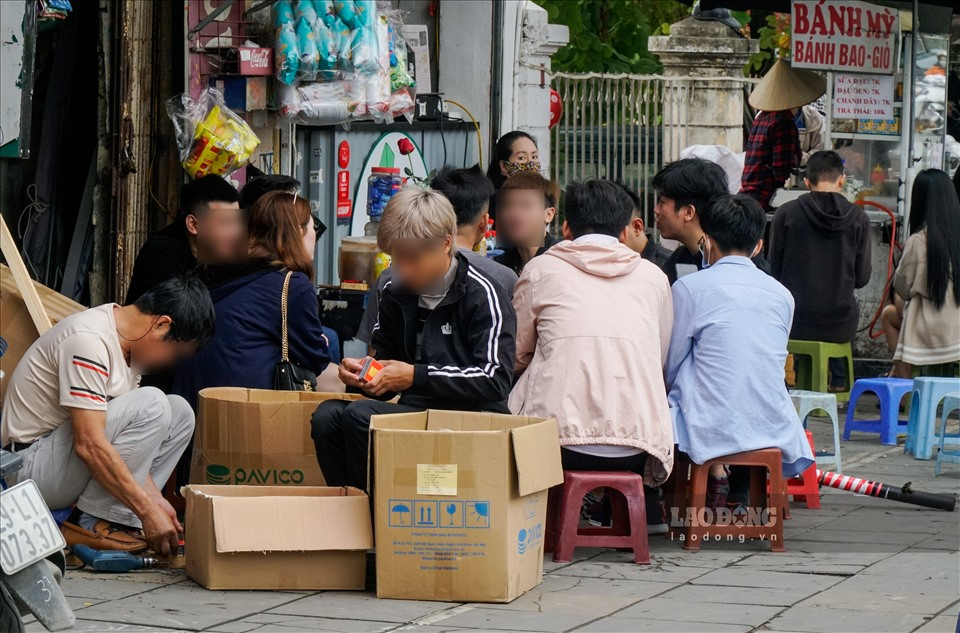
xmin=790 ymin=390 xmax=842 ymax=473
xmin=787 ymin=340 xmax=855 ymax=404
xmin=670 ymin=449 xmax=786 ymax=552
xmin=934 ymin=393 xmax=960 ymax=476
xmin=782 ymin=431 xmax=820 ymax=509
xmin=843 ymin=378 xmax=913 ymax=445
xmin=913 ymin=363 xmax=960 ymax=378
xmin=550 ymin=471 xmax=649 ymax=564
xmin=906 ymin=377 xmax=960 ymax=460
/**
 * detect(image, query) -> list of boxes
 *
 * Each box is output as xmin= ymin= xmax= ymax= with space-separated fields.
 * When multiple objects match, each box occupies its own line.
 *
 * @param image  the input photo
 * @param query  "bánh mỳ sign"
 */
xmin=792 ymin=0 xmax=900 ymax=74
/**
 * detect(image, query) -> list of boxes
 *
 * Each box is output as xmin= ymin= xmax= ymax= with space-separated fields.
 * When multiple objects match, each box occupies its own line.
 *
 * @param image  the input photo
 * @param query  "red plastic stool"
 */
xmin=548 ymin=471 xmax=649 ymax=564
xmin=769 ymin=431 xmax=820 ymax=509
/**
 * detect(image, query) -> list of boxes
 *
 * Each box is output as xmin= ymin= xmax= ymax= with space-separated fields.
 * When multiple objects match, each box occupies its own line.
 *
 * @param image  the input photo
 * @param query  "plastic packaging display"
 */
xmin=273 ymin=0 xmax=417 ymax=125
xmin=166 ymin=88 xmax=260 ymax=179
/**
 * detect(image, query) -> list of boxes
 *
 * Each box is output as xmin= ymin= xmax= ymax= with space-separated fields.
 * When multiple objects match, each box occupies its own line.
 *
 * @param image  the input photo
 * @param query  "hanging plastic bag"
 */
xmin=295 ymin=0 xmax=318 ymax=25
xmin=386 ymin=23 xmax=414 ymax=92
xmin=166 ymin=88 xmax=260 ymax=179
xmin=313 ymin=15 xmax=339 ymax=80
xmin=273 ymin=0 xmax=295 ymax=29
xmin=275 ymin=21 xmax=300 ymax=85
xmin=350 ymin=26 xmax=379 ymax=76
xmin=315 ymin=0 xmax=337 ymax=27
xmin=296 ymin=16 xmax=320 ymax=80
xmin=334 ymin=0 xmax=359 ymax=29
xmin=354 ymin=0 xmax=376 ymax=29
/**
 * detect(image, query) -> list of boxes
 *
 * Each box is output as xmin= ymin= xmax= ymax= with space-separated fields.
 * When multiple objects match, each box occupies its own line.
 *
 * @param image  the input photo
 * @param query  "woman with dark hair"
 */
xmin=486 ymin=131 xmax=539 ymax=219
xmin=881 ymin=169 xmax=960 ymax=377
xmin=172 ymin=190 xmax=331 ymax=409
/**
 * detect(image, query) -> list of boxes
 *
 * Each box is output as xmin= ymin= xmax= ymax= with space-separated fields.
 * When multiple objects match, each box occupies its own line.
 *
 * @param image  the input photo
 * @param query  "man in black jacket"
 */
xmin=311 ymin=188 xmax=516 ymax=490
xmin=769 ymin=150 xmax=871 ymax=388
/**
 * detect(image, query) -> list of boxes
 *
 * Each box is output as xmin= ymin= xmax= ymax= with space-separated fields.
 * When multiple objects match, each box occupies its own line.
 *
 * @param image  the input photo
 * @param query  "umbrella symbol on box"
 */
xmin=390 ymin=502 xmax=412 ymax=526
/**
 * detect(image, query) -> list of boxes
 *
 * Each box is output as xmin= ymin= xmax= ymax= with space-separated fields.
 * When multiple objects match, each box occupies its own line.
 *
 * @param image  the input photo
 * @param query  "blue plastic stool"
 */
xmin=934 ymin=393 xmax=960 ymax=476
xmin=843 ymin=378 xmax=913 ymax=445
xmin=789 ymin=390 xmax=842 ymax=473
xmin=905 ymin=377 xmax=960 ymax=460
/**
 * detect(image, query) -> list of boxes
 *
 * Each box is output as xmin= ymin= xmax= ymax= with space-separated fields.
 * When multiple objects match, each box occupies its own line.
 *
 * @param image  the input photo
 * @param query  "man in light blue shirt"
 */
xmin=666 ymin=194 xmax=814 ymax=512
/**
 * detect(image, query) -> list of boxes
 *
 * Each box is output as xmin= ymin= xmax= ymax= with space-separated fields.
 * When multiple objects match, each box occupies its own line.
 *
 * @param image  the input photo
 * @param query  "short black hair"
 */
xmin=652 ymin=158 xmax=728 ymax=216
xmin=805 ymin=151 xmax=845 ymax=185
xmin=699 ymin=194 xmax=766 ymax=254
xmin=180 ymin=175 xmax=240 ymax=219
xmin=133 ymin=276 xmax=216 ymax=349
xmin=240 ymin=174 xmax=301 ymax=210
xmin=612 ymin=179 xmax=641 ymax=216
xmin=565 ymin=180 xmax=633 ymax=238
xmin=431 ymin=165 xmax=496 ymax=227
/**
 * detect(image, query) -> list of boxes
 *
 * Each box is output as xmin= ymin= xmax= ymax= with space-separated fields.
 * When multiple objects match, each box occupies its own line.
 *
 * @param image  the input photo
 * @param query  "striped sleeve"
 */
xmin=58 ymin=333 xmax=112 ymax=411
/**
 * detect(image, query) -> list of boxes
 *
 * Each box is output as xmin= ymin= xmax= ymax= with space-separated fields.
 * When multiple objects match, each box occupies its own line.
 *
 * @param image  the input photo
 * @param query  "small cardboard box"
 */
xmin=0 ymin=265 xmax=83 ymax=401
xmin=371 ymin=410 xmax=563 ymax=603
xmin=183 ymin=485 xmax=372 ymax=590
xmin=193 ymin=388 xmax=364 ymax=487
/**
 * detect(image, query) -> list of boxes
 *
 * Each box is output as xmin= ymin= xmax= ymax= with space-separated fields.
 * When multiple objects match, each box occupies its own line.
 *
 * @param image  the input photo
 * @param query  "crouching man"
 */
xmin=311 ymin=188 xmax=516 ymax=490
xmin=1 ymin=277 xmax=215 ymax=555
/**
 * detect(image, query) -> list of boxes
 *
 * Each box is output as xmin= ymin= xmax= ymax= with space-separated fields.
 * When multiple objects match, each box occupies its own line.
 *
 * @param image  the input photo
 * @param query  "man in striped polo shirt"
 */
xmin=1 ymin=277 xmax=215 ymax=555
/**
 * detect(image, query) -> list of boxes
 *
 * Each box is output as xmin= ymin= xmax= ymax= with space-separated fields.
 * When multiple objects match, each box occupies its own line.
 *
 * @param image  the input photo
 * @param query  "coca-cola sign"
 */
xmin=239 ymin=47 xmax=273 ymax=76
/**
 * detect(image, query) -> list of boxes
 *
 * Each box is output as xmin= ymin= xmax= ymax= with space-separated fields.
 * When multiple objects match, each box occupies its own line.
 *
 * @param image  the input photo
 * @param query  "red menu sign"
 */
xmin=791 ymin=1 xmax=900 ymax=75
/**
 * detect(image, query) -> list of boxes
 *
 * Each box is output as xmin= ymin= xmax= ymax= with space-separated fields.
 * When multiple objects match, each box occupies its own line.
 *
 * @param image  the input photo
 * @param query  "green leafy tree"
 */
xmin=535 ymin=0 xmax=691 ymax=74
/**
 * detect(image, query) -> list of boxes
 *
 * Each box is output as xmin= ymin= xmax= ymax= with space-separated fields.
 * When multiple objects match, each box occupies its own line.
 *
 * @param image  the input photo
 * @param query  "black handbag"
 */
xmin=273 ymin=271 xmax=317 ymax=391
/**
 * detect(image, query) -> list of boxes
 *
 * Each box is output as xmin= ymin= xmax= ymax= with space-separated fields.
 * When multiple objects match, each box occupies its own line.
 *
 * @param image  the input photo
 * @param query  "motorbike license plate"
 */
xmin=0 ymin=480 xmax=66 ymax=574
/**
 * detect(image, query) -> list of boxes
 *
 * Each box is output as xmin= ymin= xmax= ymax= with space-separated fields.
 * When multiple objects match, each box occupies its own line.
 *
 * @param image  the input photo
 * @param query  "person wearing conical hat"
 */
xmin=740 ymin=58 xmax=827 ymax=210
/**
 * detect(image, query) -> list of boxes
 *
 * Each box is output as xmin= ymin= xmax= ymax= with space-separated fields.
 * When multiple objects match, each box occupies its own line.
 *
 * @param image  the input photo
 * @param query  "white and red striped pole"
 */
xmin=816 ymin=470 xmax=956 ymax=511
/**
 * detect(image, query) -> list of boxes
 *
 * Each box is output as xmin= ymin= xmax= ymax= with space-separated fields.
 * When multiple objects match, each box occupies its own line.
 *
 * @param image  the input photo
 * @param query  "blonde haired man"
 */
xmin=311 ymin=188 xmax=516 ymax=490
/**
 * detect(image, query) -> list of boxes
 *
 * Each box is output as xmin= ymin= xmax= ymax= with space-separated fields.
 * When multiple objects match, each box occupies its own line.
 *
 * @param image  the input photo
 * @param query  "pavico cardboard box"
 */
xmin=0 ymin=265 xmax=83 ymax=401
xmin=183 ymin=485 xmax=372 ymax=590
xmin=192 ymin=388 xmax=365 ymax=487
xmin=371 ymin=410 xmax=563 ymax=603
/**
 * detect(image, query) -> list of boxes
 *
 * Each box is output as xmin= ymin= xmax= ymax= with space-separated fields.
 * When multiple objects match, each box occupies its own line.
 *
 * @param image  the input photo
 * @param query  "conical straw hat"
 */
xmin=749 ymin=58 xmax=826 ymax=111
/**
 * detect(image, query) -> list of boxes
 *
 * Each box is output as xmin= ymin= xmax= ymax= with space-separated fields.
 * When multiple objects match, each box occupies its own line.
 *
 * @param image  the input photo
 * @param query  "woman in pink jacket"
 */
xmin=509 ymin=181 xmax=675 ymax=523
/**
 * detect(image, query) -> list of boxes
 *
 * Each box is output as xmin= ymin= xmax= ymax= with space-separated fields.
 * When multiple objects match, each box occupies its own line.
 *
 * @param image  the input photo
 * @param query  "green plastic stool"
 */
xmin=787 ymin=340 xmax=855 ymax=404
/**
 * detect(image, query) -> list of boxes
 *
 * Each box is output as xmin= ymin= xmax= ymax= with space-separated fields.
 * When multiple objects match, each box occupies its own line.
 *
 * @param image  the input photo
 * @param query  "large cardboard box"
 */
xmin=371 ymin=410 xmax=563 ymax=603
xmin=0 ymin=265 xmax=83 ymax=401
xmin=193 ymin=388 xmax=364 ymax=487
xmin=183 ymin=485 xmax=372 ymax=590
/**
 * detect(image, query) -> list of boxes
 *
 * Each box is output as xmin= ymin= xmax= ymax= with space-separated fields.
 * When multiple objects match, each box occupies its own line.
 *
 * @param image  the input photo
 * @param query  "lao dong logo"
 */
xmin=205 ymin=464 xmax=304 ymax=485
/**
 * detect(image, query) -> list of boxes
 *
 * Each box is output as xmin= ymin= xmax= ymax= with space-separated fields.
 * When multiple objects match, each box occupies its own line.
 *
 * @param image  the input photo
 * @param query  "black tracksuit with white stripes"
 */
xmin=371 ymin=251 xmax=516 ymax=412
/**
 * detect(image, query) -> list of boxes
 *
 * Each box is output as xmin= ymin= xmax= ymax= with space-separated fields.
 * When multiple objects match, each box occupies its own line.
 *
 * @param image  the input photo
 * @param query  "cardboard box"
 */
xmin=0 ymin=265 xmax=83 ymax=401
xmin=238 ymin=47 xmax=272 ymax=76
xmin=193 ymin=388 xmax=364 ymax=487
xmin=371 ymin=410 xmax=563 ymax=603
xmin=183 ymin=485 xmax=372 ymax=590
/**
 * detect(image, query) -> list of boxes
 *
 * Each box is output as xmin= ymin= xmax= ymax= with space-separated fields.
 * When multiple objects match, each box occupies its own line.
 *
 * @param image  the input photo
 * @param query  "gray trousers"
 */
xmin=8 ymin=387 xmax=194 ymax=528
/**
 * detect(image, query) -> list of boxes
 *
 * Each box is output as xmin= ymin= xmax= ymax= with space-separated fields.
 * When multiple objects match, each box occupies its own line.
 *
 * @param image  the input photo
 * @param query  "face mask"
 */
xmin=503 ymin=160 xmax=541 ymax=177
xmin=698 ymin=236 xmax=711 ymax=269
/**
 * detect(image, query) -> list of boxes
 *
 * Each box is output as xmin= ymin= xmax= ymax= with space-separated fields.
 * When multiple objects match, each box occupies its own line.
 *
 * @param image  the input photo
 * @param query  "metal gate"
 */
xmin=549 ymin=73 xmax=697 ymax=229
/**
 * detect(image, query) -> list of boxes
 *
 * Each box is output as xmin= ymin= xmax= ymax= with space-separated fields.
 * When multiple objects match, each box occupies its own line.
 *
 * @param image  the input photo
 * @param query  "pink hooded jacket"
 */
xmin=508 ymin=238 xmax=675 ymax=484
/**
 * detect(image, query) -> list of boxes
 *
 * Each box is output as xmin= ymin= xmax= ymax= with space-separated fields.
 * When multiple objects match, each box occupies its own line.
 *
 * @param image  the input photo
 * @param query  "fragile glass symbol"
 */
xmin=446 ymin=503 xmax=458 ymax=525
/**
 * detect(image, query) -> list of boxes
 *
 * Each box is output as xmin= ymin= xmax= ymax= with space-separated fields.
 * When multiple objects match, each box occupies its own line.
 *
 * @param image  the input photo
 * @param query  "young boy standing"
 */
xmin=311 ymin=188 xmax=516 ymax=490
xmin=493 ymin=172 xmax=561 ymax=274
xmin=769 ymin=150 xmax=871 ymax=389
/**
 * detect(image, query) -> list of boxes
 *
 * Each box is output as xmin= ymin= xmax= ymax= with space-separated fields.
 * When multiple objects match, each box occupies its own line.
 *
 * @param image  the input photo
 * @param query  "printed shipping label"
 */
xmin=416 ymin=464 xmax=458 ymax=496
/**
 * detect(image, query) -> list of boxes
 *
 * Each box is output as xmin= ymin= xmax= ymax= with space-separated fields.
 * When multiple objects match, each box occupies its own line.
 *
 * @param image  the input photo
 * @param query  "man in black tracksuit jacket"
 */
xmin=311 ymin=189 xmax=516 ymax=490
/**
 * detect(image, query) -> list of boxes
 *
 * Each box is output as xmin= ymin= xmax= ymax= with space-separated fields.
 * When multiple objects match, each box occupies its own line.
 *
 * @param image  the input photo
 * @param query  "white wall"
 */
xmin=0 ymin=0 xmax=25 ymax=149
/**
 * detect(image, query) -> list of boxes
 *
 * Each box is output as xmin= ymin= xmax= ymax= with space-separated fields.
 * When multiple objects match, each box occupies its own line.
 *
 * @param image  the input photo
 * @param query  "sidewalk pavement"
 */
xmin=25 ymin=404 xmax=960 ymax=633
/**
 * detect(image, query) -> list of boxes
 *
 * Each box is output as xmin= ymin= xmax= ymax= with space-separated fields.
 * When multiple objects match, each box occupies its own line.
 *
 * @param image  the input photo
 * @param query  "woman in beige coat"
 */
xmin=883 ymin=169 xmax=960 ymax=376
xmin=508 ymin=181 xmax=675 ymax=489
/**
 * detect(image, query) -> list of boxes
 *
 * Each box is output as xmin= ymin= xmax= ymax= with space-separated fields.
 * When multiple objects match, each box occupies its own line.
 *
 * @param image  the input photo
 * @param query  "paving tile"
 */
xmin=469 ymin=575 xmax=674 ymax=614
xmin=28 ymin=622 xmax=184 ymax=633
xmin=780 ymin=528 xmax=928 ymax=546
xmin=73 ymin=582 xmax=303 ymax=631
xmin=860 ymin=551 xmax=959 ymax=582
xmin=574 ymin=617 xmax=749 ymax=632
xmin=945 ymin=600 xmax=960 ymax=616
xmin=765 ymin=606 xmax=928 ymax=632
xmin=796 ymin=572 xmax=960 ymax=615
xmin=657 ymin=583 xmax=816 ymax=607
xmin=908 ymin=615 xmax=959 ymax=633
xmin=730 ymin=551 xmax=885 ymax=575
xmin=784 ymin=539 xmax=908 ymax=554
xmin=551 ymin=558 xmax=715 ymax=584
xmin=208 ymin=614 xmax=399 ymax=632
xmin=60 ymin=576 xmax=171 ymax=601
xmin=428 ymin=606 xmax=594 ymax=632
xmin=816 ymin=510 xmax=958 ymax=534
xmin=689 ymin=568 xmax=845 ymax=592
xmin=615 ymin=596 xmax=780 ymax=626
xmin=267 ymin=591 xmax=454 ymax=624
